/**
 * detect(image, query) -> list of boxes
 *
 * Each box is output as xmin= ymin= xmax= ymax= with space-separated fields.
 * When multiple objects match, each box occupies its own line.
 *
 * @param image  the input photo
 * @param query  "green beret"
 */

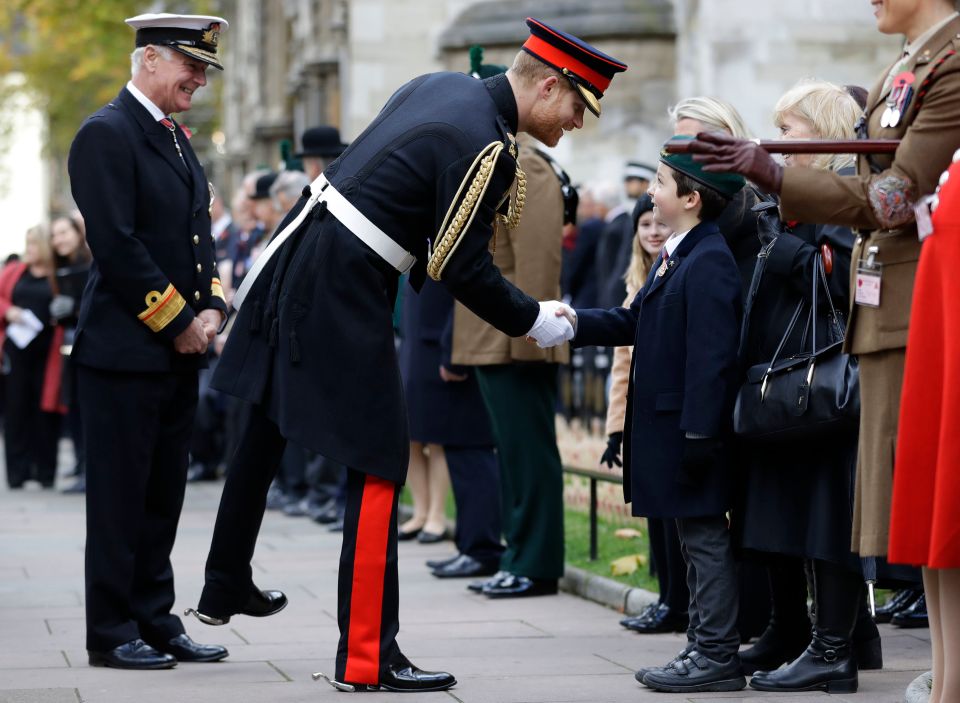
xmin=659 ymin=135 xmax=745 ymax=199
xmin=469 ymin=45 xmax=507 ymax=79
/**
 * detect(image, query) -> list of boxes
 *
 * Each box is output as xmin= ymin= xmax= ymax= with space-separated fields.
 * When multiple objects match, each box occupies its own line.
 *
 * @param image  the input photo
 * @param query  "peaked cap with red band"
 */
xmin=521 ymin=17 xmax=627 ymax=117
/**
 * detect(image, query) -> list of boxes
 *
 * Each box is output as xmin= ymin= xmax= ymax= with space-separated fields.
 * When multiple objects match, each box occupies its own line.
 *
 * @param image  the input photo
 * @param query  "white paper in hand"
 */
xmin=6 ymin=309 xmax=44 ymax=349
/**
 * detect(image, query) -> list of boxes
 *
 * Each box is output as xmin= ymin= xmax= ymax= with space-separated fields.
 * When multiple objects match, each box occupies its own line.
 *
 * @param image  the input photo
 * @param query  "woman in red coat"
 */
xmin=889 ymin=149 xmax=960 ymax=703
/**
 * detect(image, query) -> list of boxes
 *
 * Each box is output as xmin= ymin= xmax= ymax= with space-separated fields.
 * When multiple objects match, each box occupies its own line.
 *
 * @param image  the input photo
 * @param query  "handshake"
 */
xmin=526 ymin=301 xmax=577 ymax=348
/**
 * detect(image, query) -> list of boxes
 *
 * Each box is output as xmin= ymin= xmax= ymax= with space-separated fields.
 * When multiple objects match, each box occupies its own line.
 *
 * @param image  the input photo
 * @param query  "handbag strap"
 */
xmin=739 ymin=236 xmax=778 ymax=358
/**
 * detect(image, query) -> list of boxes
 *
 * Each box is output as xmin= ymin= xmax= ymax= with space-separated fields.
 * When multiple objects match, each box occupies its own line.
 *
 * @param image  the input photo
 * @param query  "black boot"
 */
xmin=852 ymin=596 xmax=882 ymax=670
xmin=749 ymin=632 xmax=857 ymax=693
xmin=749 ymin=559 xmax=860 ymax=694
xmin=739 ymin=556 xmax=811 ymax=675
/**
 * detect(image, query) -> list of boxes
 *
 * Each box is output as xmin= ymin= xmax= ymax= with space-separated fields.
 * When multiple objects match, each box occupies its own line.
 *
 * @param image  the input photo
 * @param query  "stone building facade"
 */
xmin=215 ymin=0 xmax=900 ymax=195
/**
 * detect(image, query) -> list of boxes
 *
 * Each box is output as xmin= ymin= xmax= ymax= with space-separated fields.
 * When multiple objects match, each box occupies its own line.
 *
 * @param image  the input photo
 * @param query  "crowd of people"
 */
xmin=1 ymin=1 xmax=958 ymax=699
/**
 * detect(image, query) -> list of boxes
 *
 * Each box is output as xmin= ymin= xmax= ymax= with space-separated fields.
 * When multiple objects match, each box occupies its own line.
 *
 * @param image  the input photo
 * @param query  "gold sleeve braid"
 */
xmin=426 ymin=139 xmax=525 ymax=281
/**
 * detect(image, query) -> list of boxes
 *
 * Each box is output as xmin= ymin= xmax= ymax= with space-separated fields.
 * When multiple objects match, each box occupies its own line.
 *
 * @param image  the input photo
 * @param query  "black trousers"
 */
xmin=200 ymin=404 xmax=401 ymax=684
xmin=3 ymin=340 xmax=61 ymax=488
xmin=677 ymin=516 xmax=741 ymax=661
xmin=647 ymin=517 xmax=690 ymax=612
xmin=77 ymin=364 xmax=197 ymax=651
xmin=445 ymin=445 xmax=503 ymax=563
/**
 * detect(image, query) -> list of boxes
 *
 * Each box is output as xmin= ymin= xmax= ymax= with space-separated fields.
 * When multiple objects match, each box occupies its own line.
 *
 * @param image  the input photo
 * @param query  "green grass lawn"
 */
xmin=564 ymin=507 xmax=660 ymax=593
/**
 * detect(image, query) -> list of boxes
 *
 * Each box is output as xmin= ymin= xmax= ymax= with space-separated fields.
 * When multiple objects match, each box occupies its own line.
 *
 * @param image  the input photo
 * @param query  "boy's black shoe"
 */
xmin=634 ymin=644 xmax=694 ymax=682
xmin=625 ymin=603 xmax=688 ymax=633
xmin=641 ymin=650 xmax=745 ymax=692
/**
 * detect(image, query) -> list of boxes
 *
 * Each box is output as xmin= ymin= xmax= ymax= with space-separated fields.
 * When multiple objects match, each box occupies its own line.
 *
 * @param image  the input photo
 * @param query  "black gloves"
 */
xmin=752 ymin=199 xmax=783 ymax=246
xmin=687 ymin=131 xmax=784 ymax=194
xmin=678 ymin=437 xmax=724 ymax=486
xmin=600 ymin=431 xmax=623 ymax=469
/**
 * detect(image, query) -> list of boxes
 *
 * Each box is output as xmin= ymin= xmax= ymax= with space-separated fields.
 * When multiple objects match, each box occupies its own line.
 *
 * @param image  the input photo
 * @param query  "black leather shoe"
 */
xmin=854 ymin=635 xmax=883 ymax=670
xmin=626 ymin=603 xmax=688 ymax=634
xmin=467 ymin=570 xmax=509 ymax=593
xmin=398 ymin=526 xmax=422 ymax=541
xmin=426 ymin=553 xmax=460 ymax=570
xmin=316 ymin=653 xmax=456 ymax=693
xmin=749 ymin=633 xmax=857 ymax=693
xmin=873 ymin=588 xmax=921 ymax=624
xmin=641 ymin=650 xmax=745 ymax=693
xmin=891 ymin=593 xmax=928 ymax=628
xmin=88 ymin=639 xmax=176 ymax=669
xmin=620 ymin=603 xmax=657 ymax=628
xmin=432 ymin=554 xmax=499 ymax=579
xmin=416 ymin=529 xmax=447 ymax=544
xmin=739 ymin=623 xmax=811 ymax=675
xmin=483 ymin=574 xmax=558 ymax=598
xmin=187 ymin=588 xmax=287 ymax=625
xmin=635 ymin=644 xmax=694 ymax=682
xmin=151 ymin=634 xmax=228 ymax=662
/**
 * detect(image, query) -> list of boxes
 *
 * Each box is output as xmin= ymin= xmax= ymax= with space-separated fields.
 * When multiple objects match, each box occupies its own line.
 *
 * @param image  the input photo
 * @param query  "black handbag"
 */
xmin=733 ymin=252 xmax=860 ymax=441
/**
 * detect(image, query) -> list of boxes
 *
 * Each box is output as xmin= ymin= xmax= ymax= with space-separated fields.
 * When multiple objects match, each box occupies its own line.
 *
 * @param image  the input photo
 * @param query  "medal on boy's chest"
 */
xmin=656 ymin=258 xmax=676 ymax=278
xmin=880 ymin=71 xmax=915 ymax=128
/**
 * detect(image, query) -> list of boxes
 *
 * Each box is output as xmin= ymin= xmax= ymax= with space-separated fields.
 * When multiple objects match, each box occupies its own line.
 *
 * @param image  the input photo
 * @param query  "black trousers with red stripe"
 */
xmin=201 ymin=404 xmax=401 ymax=684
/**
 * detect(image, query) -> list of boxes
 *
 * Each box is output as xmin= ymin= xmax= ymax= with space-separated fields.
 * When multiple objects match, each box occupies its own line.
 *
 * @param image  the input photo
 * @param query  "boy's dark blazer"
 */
xmin=574 ymin=220 xmax=741 ymax=518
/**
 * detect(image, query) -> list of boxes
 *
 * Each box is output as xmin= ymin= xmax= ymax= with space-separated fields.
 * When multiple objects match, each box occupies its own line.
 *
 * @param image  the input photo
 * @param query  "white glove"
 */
xmin=526 ymin=301 xmax=576 ymax=348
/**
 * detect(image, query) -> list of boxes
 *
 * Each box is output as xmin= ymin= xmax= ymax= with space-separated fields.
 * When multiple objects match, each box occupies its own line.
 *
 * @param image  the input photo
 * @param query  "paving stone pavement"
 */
xmin=0 ymin=470 xmax=931 ymax=703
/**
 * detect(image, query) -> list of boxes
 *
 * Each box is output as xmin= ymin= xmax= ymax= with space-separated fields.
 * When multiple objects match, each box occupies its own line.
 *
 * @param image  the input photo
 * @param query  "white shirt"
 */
xmin=126 ymin=80 xmax=166 ymax=121
xmin=664 ymin=229 xmax=690 ymax=258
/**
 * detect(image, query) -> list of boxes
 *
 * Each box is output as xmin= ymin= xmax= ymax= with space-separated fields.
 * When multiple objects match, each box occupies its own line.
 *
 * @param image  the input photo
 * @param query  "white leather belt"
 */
xmin=233 ymin=174 xmax=416 ymax=310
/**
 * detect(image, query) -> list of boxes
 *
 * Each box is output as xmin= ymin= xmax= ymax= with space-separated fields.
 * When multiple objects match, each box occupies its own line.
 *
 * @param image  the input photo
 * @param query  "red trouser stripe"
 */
xmin=343 ymin=475 xmax=394 ymax=684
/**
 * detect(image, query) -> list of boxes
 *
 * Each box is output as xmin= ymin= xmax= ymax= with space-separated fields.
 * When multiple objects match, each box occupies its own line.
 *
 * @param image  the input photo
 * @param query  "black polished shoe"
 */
xmin=873 ymin=588 xmax=921 ymax=624
xmin=314 ymin=653 xmax=456 ymax=693
xmin=891 ymin=593 xmax=928 ymax=629
xmin=432 ymin=554 xmax=499 ymax=579
xmin=626 ymin=603 xmax=689 ymax=634
xmin=186 ymin=588 xmax=287 ymax=625
xmin=426 ymin=553 xmax=460 ymax=570
xmin=416 ymin=529 xmax=447 ymax=544
xmin=749 ymin=633 xmax=858 ymax=693
xmin=88 ymin=639 xmax=177 ymax=669
xmin=483 ymin=573 xmax=558 ymax=598
xmin=854 ymin=634 xmax=883 ymax=670
xmin=467 ymin=570 xmax=509 ymax=593
xmin=739 ymin=623 xmax=811 ymax=675
xmin=641 ymin=650 xmax=745 ymax=693
xmin=620 ymin=603 xmax=658 ymax=628
xmin=151 ymin=634 xmax=228 ymax=662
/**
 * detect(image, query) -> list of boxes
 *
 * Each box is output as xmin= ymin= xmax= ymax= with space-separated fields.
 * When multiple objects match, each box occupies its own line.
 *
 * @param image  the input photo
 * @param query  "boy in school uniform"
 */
xmin=542 ymin=136 xmax=746 ymax=692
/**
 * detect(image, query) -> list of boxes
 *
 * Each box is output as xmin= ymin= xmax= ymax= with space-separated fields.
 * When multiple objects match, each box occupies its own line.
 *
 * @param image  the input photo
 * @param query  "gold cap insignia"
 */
xmin=202 ymin=23 xmax=220 ymax=47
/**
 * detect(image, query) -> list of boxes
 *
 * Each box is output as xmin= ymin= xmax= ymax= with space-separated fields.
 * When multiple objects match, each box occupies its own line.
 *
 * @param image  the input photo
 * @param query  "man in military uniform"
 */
xmin=68 ymin=13 xmax=230 ymax=670
xmin=188 ymin=17 xmax=626 ymax=692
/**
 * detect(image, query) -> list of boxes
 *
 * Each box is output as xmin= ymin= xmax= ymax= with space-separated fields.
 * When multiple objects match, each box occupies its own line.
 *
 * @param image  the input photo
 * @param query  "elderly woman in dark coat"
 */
xmin=734 ymin=80 xmax=880 ymax=694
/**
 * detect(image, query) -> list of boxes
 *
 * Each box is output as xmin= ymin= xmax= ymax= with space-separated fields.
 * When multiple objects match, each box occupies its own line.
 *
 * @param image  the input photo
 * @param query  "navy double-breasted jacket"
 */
xmin=212 ymin=72 xmax=539 ymax=483
xmin=68 ymin=88 xmax=226 ymax=372
xmin=574 ymin=221 xmax=742 ymax=518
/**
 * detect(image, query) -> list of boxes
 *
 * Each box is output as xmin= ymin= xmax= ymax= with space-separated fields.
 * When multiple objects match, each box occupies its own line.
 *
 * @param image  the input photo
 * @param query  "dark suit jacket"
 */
xmin=68 ymin=87 xmax=226 ymax=372
xmin=574 ymin=220 xmax=741 ymax=518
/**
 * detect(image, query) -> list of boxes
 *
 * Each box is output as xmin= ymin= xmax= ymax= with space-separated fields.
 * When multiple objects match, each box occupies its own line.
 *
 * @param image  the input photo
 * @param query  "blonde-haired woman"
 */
xmin=0 ymin=226 xmax=63 ymax=488
xmin=736 ymin=80 xmax=880 ymax=694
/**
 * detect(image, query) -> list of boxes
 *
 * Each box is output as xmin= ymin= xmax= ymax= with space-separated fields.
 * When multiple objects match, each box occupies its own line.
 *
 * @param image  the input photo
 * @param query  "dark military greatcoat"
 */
xmin=213 ymin=73 xmax=539 ymax=483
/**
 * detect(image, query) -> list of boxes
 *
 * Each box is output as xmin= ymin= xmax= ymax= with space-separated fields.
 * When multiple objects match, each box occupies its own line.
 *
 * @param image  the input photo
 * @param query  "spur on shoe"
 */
xmin=185 ymin=587 xmax=287 ymax=625
xmin=313 ymin=652 xmax=456 ymax=693
xmin=88 ymin=639 xmax=177 ymax=669
xmin=482 ymin=573 xmax=558 ymax=598
xmin=640 ymin=650 xmax=746 ymax=693
xmin=749 ymin=633 xmax=858 ymax=694
xmin=431 ymin=553 xmax=499 ymax=579
xmin=148 ymin=634 xmax=228 ymax=662
xmin=625 ymin=603 xmax=688 ymax=633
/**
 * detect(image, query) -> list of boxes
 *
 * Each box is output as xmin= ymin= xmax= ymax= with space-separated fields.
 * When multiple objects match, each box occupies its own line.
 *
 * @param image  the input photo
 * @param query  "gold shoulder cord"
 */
xmin=426 ymin=138 xmax=525 ymax=281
